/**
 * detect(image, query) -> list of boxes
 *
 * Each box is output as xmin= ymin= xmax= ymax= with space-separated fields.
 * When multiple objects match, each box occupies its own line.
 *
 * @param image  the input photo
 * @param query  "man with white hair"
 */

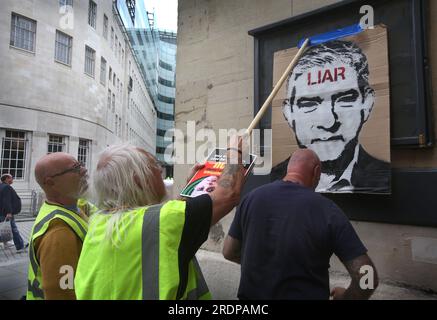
xmin=75 ymin=141 xmax=246 ymax=300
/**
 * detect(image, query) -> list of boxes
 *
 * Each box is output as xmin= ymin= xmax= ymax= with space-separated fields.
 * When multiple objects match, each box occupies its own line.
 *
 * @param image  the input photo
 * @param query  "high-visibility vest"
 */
xmin=26 ymin=202 xmax=88 ymax=300
xmin=75 ymin=200 xmax=211 ymax=300
xmin=77 ymin=198 xmax=98 ymax=218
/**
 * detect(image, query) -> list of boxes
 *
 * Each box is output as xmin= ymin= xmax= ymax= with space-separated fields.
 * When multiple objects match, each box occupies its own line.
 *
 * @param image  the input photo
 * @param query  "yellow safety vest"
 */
xmin=26 ymin=202 xmax=88 ymax=300
xmin=75 ymin=200 xmax=211 ymax=300
xmin=77 ymin=198 xmax=98 ymax=218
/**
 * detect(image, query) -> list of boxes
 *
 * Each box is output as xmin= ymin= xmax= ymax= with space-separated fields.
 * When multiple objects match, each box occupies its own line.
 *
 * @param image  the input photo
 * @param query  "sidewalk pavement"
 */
xmin=0 ymin=219 xmax=34 ymax=300
xmin=197 ymin=249 xmax=437 ymax=300
xmin=1 ymin=220 xmax=437 ymax=300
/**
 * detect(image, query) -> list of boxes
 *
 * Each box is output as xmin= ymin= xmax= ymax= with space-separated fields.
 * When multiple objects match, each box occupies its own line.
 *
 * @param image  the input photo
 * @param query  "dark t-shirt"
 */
xmin=176 ymin=194 xmax=212 ymax=299
xmin=229 ymin=180 xmax=367 ymax=300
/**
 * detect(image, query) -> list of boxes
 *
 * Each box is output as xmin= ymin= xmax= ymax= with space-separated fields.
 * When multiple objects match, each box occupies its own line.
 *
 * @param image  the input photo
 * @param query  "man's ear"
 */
xmin=362 ymin=88 xmax=375 ymax=123
xmin=44 ymin=177 xmax=54 ymax=187
xmin=312 ymin=164 xmax=321 ymax=189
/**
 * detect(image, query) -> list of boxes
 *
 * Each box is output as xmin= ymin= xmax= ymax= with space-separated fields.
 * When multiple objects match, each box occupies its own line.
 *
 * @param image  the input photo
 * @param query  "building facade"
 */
xmin=119 ymin=1 xmax=176 ymax=177
xmin=0 ymin=0 xmax=156 ymax=199
xmin=175 ymin=0 xmax=437 ymax=294
xmin=126 ymin=26 xmax=177 ymax=177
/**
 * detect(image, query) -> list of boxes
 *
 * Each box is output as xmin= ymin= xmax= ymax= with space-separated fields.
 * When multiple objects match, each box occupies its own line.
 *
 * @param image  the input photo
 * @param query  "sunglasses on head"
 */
xmin=50 ymin=162 xmax=84 ymax=178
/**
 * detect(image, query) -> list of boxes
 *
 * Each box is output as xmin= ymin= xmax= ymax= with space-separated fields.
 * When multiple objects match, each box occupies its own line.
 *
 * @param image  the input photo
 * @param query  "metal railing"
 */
xmin=15 ymin=189 xmax=38 ymax=218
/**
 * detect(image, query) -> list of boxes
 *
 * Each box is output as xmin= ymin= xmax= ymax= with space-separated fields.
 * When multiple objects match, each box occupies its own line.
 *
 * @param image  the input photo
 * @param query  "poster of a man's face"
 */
xmin=191 ymin=175 xmax=219 ymax=197
xmin=272 ymin=26 xmax=391 ymax=193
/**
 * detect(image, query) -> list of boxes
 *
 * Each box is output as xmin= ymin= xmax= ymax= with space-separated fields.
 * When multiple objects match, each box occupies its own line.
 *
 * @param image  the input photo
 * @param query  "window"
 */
xmin=54 ymin=30 xmax=72 ymax=65
xmin=158 ymin=94 xmax=175 ymax=104
xmin=100 ymin=57 xmax=106 ymax=85
xmin=112 ymin=93 xmax=115 ymax=112
xmin=109 ymin=66 xmax=112 ymax=81
xmin=107 ymin=89 xmax=111 ymax=109
xmin=114 ymin=35 xmax=118 ymax=58
xmin=115 ymin=115 xmax=118 ymax=136
xmin=118 ymin=42 xmax=121 ymax=62
xmin=84 ymin=45 xmax=95 ymax=77
xmin=88 ymin=0 xmax=97 ymax=28
xmin=121 ymin=48 xmax=124 ymax=64
xmin=113 ymin=74 xmax=116 ymax=86
xmin=59 ymin=0 xmax=73 ymax=7
xmin=119 ymin=117 xmax=122 ymax=137
xmin=158 ymin=76 xmax=173 ymax=87
xmin=10 ymin=13 xmax=36 ymax=52
xmin=159 ymin=60 xmax=173 ymax=71
xmin=47 ymin=135 xmax=65 ymax=154
xmin=103 ymin=14 xmax=108 ymax=39
xmin=78 ymin=139 xmax=90 ymax=168
xmin=110 ymin=27 xmax=114 ymax=50
xmin=1 ymin=130 xmax=27 ymax=180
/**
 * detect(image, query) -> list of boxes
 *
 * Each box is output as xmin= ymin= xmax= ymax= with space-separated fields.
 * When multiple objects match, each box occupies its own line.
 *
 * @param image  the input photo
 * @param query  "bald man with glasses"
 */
xmin=27 ymin=152 xmax=91 ymax=300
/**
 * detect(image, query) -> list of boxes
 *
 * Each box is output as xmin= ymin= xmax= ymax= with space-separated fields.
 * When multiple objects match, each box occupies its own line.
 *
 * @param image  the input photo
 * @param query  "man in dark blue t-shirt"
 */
xmin=223 ymin=149 xmax=378 ymax=300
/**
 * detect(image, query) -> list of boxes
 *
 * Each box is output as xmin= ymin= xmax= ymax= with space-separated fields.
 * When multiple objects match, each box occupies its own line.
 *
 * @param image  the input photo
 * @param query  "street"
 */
xmin=1 ymin=220 xmax=437 ymax=300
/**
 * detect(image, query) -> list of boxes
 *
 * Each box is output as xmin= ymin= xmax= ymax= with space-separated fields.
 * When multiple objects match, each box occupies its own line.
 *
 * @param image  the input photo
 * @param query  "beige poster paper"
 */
xmin=271 ymin=25 xmax=390 ymax=193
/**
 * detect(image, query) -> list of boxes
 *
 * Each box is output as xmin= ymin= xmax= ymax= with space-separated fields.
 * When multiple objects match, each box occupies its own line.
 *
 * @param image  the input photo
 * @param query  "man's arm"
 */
xmin=178 ymin=162 xmax=243 ymax=222
xmin=12 ymin=189 xmax=21 ymax=215
xmin=1 ymin=185 xmax=13 ymax=219
xmin=222 ymin=234 xmax=241 ymax=264
xmin=209 ymin=160 xmax=245 ymax=226
xmin=331 ymin=254 xmax=379 ymax=300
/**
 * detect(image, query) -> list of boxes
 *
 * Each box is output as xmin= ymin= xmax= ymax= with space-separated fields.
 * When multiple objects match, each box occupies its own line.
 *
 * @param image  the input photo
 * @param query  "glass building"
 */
xmin=155 ymin=30 xmax=176 ymax=178
xmin=118 ymin=0 xmax=176 ymax=177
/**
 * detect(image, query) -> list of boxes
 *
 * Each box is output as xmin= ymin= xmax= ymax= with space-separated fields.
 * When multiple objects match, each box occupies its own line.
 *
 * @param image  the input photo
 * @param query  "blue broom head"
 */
xmin=298 ymin=24 xmax=364 ymax=48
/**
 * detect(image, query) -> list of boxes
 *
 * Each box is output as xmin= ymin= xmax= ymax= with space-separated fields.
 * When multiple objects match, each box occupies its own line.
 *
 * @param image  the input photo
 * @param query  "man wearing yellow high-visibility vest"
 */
xmin=75 ymin=139 xmax=246 ymax=300
xmin=27 ymin=153 xmax=91 ymax=300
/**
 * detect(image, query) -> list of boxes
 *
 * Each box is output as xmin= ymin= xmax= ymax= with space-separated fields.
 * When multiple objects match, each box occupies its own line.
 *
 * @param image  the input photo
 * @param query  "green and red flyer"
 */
xmin=180 ymin=148 xmax=257 ymax=198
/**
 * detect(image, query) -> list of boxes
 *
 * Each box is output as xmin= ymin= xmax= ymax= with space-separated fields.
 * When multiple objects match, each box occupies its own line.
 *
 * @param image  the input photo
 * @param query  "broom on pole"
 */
xmin=246 ymin=38 xmax=310 ymax=136
xmin=245 ymin=23 xmax=367 ymax=136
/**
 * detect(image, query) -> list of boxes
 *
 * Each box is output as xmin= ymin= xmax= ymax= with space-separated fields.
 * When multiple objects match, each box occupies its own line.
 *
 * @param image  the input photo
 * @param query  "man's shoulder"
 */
xmin=244 ymin=180 xmax=324 ymax=207
xmin=47 ymin=218 xmax=78 ymax=232
xmin=305 ymin=190 xmax=341 ymax=214
xmin=35 ymin=218 xmax=80 ymax=247
xmin=245 ymin=180 xmax=283 ymax=198
xmin=0 ymin=183 xmax=11 ymax=192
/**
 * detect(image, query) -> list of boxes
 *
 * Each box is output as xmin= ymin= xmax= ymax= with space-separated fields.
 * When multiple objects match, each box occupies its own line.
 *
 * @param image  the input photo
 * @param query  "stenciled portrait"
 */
xmin=271 ymin=25 xmax=391 ymax=194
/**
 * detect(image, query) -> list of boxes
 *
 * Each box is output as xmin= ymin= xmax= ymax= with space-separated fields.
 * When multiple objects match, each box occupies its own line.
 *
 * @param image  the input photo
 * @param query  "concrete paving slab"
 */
xmin=197 ymin=249 xmax=437 ymax=300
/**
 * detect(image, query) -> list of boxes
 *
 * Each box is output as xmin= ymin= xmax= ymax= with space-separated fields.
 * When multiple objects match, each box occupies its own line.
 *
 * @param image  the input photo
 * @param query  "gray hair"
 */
xmin=286 ymin=40 xmax=372 ymax=107
xmin=90 ymin=144 xmax=164 ymax=247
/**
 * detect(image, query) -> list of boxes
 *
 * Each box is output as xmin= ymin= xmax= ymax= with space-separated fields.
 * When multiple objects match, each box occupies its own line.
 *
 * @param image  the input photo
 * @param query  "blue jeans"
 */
xmin=0 ymin=216 xmax=24 ymax=250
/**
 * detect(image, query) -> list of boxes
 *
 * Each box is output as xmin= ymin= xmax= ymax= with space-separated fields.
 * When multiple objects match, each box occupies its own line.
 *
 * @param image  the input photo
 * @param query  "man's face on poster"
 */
xmin=283 ymin=60 xmax=375 ymax=162
xmin=191 ymin=175 xmax=218 ymax=197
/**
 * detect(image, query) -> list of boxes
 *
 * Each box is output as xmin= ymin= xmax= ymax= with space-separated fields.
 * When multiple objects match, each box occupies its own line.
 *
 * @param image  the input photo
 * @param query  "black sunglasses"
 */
xmin=50 ymin=162 xmax=84 ymax=178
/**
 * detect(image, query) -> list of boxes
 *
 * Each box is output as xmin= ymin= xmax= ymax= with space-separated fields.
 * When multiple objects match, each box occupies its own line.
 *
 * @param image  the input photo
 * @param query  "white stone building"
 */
xmin=0 ymin=0 xmax=157 ymax=204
